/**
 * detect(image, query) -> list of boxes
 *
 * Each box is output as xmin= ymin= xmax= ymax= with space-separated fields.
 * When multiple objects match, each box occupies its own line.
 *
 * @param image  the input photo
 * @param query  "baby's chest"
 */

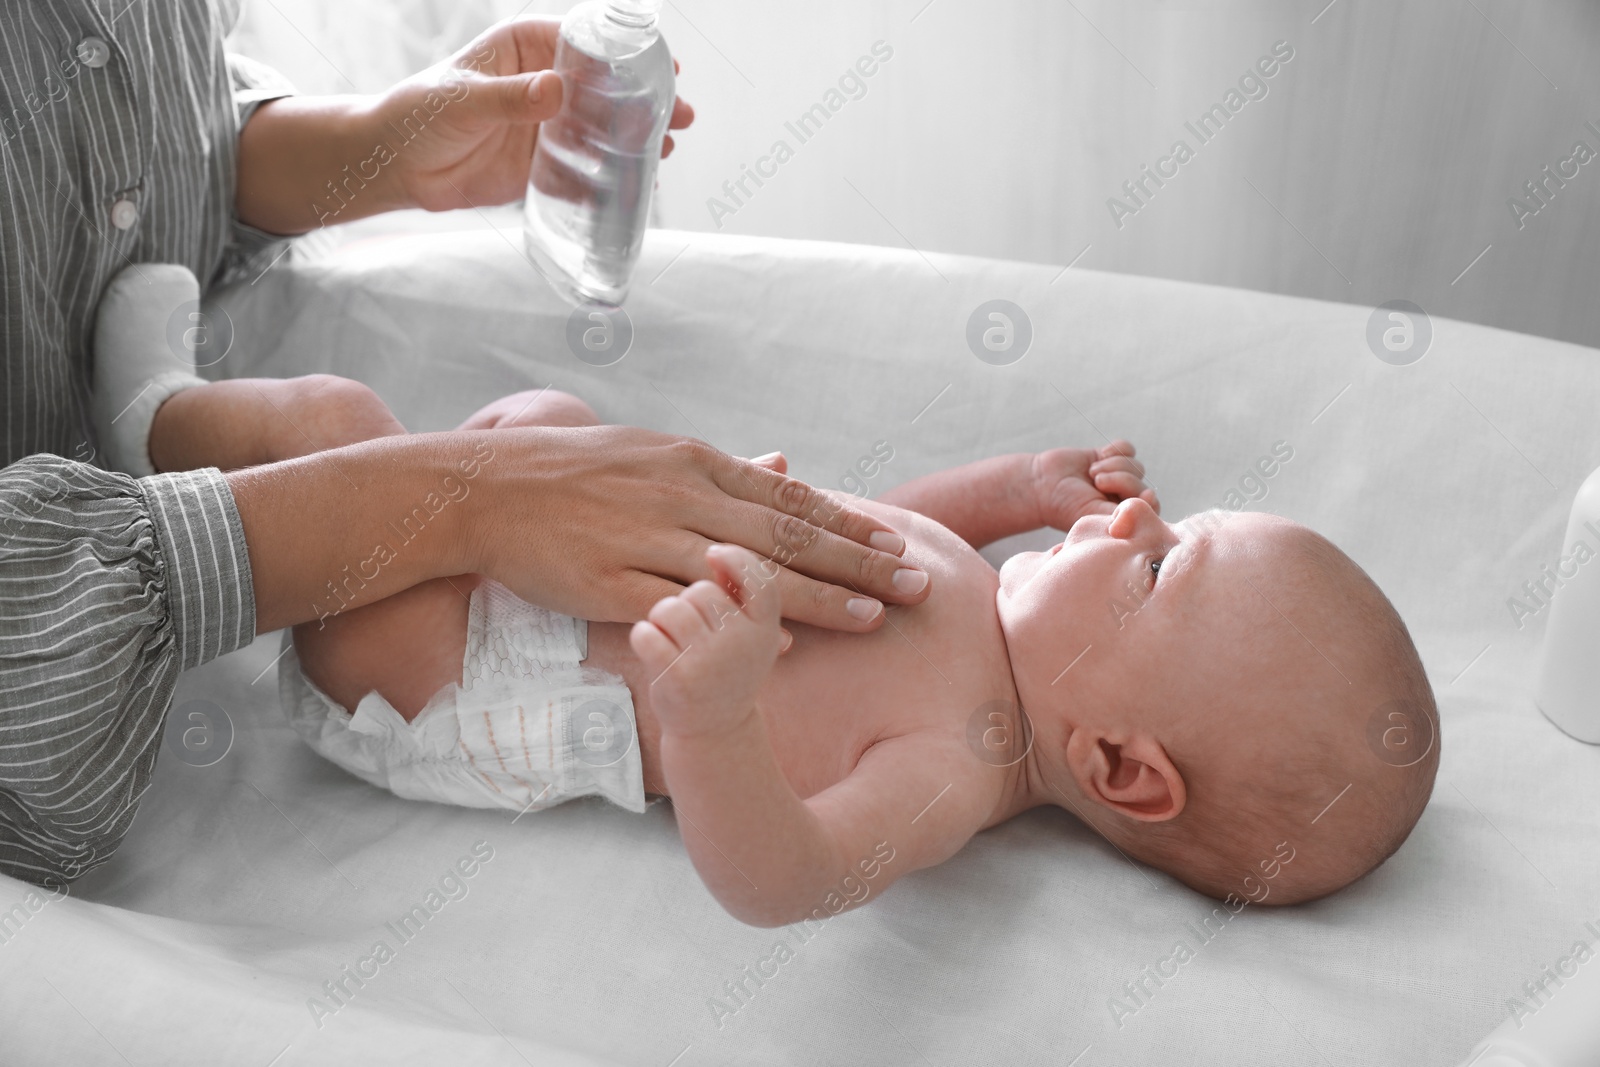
xmin=760 ymin=597 xmax=1012 ymax=798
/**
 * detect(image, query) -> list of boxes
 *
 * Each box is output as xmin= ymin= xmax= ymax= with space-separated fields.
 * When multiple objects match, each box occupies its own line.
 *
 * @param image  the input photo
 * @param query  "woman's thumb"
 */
xmin=472 ymin=69 xmax=563 ymax=124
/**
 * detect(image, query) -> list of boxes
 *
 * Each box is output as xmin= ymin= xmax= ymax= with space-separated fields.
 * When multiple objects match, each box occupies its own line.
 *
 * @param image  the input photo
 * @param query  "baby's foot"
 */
xmin=629 ymin=545 xmax=784 ymax=739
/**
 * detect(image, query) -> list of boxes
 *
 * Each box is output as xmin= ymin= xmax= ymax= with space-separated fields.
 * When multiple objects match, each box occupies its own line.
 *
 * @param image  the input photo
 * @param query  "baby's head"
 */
xmin=996 ymin=498 xmax=1438 ymax=905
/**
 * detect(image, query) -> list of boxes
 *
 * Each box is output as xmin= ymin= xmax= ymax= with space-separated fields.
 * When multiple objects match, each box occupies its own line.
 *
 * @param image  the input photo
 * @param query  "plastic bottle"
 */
xmin=523 ymin=0 xmax=675 ymax=306
xmin=1456 ymin=935 xmax=1600 ymax=1067
xmin=1533 ymin=464 xmax=1600 ymax=744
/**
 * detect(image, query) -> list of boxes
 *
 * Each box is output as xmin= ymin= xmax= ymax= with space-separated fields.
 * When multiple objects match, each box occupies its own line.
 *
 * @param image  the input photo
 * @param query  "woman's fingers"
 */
xmin=611 ymin=571 xmax=690 ymax=625
xmin=460 ymin=69 xmax=564 ymax=126
xmin=471 ymin=427 xmax=927 ymax=635
xmin=699 ymin=454 xmax=930 ymax=627
xmin=620 ymin=529 xmax=894 ymax=633
xmin=601 ymin=523 xmax=891 ymax=634
xmin=670 ymin=95 xmax=695 ymax=129
xmin=484 ymin=16 xmax=562 ymax=74
xmin=696 ymin=545 xmax=893 ymax=633
xmin=662 ymin=94 xmax=693 ymax=156
xmin=695 ymin=498 xmax=923 ymax=630
xmin=709 ymin=455 xmax=906 ymax=556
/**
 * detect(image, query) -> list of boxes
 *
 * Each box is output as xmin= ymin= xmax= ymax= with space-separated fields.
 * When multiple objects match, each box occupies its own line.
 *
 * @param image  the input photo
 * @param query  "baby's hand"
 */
xmin=1032 ymin=440 xmax=1158 ymax=530
xmin=629 ymin=545 xmax=785 ymax=740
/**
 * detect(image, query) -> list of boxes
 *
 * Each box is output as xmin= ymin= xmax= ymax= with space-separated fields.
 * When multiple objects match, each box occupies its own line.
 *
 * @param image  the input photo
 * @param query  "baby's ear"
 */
xmin=1065 ymin=730 xmax=1186 ymax=822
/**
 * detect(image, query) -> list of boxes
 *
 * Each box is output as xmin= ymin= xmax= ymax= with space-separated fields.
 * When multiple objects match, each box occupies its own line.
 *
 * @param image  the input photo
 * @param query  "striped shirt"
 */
xmin=0 ymin=0 xmax=289 ymax=884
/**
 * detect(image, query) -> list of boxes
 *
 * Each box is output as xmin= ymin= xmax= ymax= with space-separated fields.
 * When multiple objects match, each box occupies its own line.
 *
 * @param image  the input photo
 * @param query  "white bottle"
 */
xmin=1457 ymin=937 xmax=1600 ymax=1067
xmin=523 ymin=0 xmax=675 ymax=307
xmin=1534 ymin=464 xmax=1600 ymax=744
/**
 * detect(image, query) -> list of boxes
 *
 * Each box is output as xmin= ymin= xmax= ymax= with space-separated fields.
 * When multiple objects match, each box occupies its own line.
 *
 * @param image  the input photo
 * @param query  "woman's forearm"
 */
xmin=235 ymin=95 xmax=407 ymax=235
xmin=233 ymin=423 xmax=933 ymax=639
xmin=227 ymin=434 xmax=484 ymax=633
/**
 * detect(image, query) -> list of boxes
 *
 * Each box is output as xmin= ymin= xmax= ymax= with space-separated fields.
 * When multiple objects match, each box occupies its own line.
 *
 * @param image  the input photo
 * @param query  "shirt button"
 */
xmin=76 ymin=37 xmax=111 ymax=69
xmin=110 ymin=198 xmax=138 ymax=230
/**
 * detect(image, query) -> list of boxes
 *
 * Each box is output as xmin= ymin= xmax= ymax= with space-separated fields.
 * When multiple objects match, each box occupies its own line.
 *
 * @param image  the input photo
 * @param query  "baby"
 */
xmin=99 ymin=272 xmax=1439 ymax=926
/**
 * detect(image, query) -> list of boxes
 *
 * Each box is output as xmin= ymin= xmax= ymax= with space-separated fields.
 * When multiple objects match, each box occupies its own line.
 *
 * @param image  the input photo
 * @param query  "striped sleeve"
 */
xmin=0 ymin=455 xmax=255 ymax=884
xmin=221 ymin=51 xmax=298 ymax=283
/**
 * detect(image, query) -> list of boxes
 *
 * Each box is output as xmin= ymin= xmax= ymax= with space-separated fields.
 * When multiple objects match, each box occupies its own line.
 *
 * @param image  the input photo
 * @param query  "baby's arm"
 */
xmin=632 ymin=546 xmax=993 ymax=926
xmin=879 ymin=442 xmax=1156 ymax=549
xmin=149 ymin=376 xmax=406 ymax=472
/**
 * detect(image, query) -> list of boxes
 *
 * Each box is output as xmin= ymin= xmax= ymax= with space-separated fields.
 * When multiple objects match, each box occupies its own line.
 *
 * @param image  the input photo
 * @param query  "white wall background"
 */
xmin=232 ymin=0 xmax=1600 ymax=348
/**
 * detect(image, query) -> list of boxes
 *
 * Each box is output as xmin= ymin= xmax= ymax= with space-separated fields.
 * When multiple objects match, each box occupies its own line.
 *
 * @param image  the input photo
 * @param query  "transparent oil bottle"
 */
xmin=522 ymin=0 xmax=675 ymax=306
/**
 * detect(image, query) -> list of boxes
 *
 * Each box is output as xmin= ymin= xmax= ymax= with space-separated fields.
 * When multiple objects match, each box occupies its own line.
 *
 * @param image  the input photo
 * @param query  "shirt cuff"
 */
xmin=139 ymin=468 xmax=257 ymax=671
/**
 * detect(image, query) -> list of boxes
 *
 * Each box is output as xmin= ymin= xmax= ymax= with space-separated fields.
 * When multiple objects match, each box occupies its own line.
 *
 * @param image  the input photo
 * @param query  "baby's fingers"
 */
xmin=1092 ymin=470 xmax=1146 ymax=498
xmin=705 ymin=544 xmax=780 ymax=623
xmin=1089 ymin=453 xmax=1145 ymax=479
xmin=630 ymin=619 xmax=683 ymax=668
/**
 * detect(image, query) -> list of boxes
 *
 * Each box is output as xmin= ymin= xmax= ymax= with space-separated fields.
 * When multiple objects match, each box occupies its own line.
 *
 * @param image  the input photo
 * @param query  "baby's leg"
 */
xmin=292 ymin=389 xmax=599 ymax=719
xmin=454 ymin=387 xmax=599 ymax=431
xmin=91 ymin=264 xmax=404 ymax=475
xmin=150 ymin=375 xmax=407 ymax=472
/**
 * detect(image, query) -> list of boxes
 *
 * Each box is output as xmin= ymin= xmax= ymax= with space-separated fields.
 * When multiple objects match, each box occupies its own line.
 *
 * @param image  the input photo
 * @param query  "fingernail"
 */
xmin=779 ymin=628 xmax=794 ymax=652
xmin=752 ymin=451 xmax=782 ymax=465
xmin=846 ymin=597 xmax=881 ymax=622
xmin=869 ymin=530 xmax=905 ymax=555
xmin=891 ymin=568 xmax=928 ymax=595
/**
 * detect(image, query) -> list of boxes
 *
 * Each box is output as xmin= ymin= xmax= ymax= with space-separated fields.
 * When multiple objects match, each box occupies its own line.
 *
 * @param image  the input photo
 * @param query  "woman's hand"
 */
xmin=233 ymin=429 xmax=928 ymax=636
xmin=382 ymin=17 xmax=695 ymax=213
xmin=457 ymin=427 xmax=927 ymax=632
xmin=236 ymin=17 xmax=694 ymax=233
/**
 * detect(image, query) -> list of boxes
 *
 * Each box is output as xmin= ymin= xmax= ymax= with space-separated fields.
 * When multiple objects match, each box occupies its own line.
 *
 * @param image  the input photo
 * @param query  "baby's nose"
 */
xmin=1107 ymin=496 xmax=1162 ymax=539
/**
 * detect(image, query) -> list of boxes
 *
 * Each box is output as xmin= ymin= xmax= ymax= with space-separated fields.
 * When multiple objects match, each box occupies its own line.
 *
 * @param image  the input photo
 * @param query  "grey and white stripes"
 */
xmin=0 ymin=457 xmax=254 ymax=883
xmin=2 ymin=0 xmax=289 ymax=464
xmin=0 ymin=0 xmax=287 ymax=883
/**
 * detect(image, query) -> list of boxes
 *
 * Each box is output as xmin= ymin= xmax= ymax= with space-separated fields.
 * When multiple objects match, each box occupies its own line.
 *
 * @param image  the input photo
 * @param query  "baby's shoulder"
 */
xmin=842 ymin=496 xmax=998 ymax=590
xmin=845 ymin=495 xmax=1012 ymax=693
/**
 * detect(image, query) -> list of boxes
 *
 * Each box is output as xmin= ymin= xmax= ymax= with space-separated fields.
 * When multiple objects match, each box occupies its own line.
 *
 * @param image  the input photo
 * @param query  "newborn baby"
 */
xmin=194 ymin=386 xmax=1442 ymax=922
xmin=98 ymin=275 xmax=1439 ymax=926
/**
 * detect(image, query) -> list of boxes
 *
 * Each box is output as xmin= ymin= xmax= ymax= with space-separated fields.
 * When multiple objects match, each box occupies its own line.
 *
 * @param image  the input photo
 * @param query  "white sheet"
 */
xmin=4 ymin=226 xmax=1597 ymax=1066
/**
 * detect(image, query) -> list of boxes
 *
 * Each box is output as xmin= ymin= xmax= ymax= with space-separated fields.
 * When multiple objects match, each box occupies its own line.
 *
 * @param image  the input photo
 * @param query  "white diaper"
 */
xmin=280 ymin=580 xmax=646 ymax=814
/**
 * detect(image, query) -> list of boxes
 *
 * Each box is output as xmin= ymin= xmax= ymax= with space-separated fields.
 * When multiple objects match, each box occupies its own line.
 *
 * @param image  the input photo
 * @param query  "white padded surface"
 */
xmin=4 ymin=227 xmax=1597 ymax=1066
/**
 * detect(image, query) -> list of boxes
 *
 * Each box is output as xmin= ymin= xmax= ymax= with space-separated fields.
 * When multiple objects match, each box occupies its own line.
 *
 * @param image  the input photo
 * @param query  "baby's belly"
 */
xmin=585 ymin=608 xmax=1010 ymax=802
xmin=757 ymin=623 xmax=964 ymax=795
xmin=584 ymin=499 xmax=1016 ymax=799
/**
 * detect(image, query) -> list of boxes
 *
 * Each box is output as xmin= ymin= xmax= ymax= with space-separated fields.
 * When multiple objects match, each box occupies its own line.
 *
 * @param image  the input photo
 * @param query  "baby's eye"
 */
xmin=1149 ymin=556 xmax=1164 ymax=583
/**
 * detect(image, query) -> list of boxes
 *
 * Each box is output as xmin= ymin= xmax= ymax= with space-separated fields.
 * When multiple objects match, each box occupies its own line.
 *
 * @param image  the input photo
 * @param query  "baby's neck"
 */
xmin=993 ymin=660 xmax=1089 ymax=826
xmin=978 ymin=695 xmax=1066 ymax=829
xmin=987 ymin=745 xmax=1066 ymax=827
